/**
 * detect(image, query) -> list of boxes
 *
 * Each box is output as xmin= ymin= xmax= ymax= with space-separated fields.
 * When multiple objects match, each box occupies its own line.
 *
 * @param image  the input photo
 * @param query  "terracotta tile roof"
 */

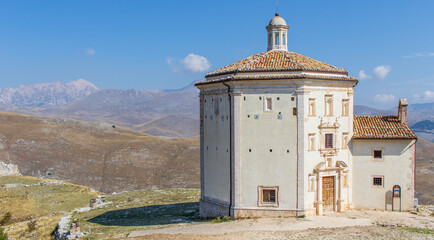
xmin=353 ymin=115 xmax=417 ymax=139
xmin=195 ymin=73 xmax=357 ymax=86
xmin=205 ymin=51 xmax=348 ymax=78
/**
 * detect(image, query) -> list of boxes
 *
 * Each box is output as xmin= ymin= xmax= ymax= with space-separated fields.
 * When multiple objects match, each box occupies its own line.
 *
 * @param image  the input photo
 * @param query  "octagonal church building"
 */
xmin=195 ymin=13 xmax=417 ymax=218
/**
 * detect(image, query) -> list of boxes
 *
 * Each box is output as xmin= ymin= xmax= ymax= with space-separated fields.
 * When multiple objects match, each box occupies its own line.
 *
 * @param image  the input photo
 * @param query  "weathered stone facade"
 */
xmin=195 ymin=14 xmax=416 ymax=218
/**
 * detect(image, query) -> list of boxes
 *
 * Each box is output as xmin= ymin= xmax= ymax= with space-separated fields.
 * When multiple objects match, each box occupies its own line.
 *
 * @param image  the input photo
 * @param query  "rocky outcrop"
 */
xmin=0 ymin=161 xmax=20 ymax=176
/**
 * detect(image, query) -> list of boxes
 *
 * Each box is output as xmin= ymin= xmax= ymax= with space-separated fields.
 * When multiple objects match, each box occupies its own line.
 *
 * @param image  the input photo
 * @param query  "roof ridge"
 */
xmin=205 ymin=50 xmax=351 ymax=78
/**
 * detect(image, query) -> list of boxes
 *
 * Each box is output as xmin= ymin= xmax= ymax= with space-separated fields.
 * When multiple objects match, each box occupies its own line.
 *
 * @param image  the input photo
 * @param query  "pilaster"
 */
xmin=295 ymin=87 xmax=310 ymax=214
xmin=347 ymin=89 xmax=354 ymax=207
xmin=230 ymin=90 xmax=242 ymax=216
xmin=199 ymin=93 xmax=205 ymax=199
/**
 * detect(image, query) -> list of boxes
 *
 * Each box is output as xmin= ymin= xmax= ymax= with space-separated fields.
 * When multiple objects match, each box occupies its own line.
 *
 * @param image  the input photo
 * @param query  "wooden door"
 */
xmin=322 ymin=176 xmax=335 ymax=210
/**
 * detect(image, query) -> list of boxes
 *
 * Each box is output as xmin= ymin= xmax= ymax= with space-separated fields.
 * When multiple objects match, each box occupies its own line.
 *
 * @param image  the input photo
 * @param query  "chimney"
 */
xmin=398 ymin=99 xmax=408 ymax=123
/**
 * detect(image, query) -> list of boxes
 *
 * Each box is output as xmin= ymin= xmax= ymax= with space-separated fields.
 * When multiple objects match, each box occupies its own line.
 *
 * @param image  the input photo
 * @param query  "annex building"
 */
xmin=195 ymin=14 xmax=417 ymax=218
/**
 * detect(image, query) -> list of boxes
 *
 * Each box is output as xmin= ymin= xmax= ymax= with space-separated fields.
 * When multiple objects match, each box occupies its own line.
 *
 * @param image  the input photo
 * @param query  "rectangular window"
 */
xmin=308 ymin=134 xmax=315 ymax=151
xmin=258 ymin=186 xmax=279 ymax=207
xmin=374 ymin=150 xmax=382 ymax=159
xmin=266 ymin=97 xmax=272 ymax=111
xmin=372 ymin=176 xmax=384 ymax=187
xmin=343 ymin=175 xmax=348 ymax=188
xmin=325 ymin=133 xmax=334 ymax=149
xmin=327 ymin=157 xmax=332 ymax=167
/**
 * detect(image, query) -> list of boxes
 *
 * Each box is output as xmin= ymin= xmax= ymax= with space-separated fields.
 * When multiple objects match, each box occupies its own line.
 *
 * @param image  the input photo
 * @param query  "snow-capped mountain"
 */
xmin=0 ymin=79 xmax=98 ymax=107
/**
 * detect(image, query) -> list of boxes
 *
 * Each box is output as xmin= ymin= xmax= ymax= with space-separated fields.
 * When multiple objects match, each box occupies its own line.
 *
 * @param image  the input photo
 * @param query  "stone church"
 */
xmin=195 ymin=14 xmax=417 ymax=218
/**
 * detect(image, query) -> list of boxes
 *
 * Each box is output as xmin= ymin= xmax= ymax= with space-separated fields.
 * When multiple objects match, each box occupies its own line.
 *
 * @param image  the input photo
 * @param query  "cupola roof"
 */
xmin=268 ymin=13 xmax=287 ymax=26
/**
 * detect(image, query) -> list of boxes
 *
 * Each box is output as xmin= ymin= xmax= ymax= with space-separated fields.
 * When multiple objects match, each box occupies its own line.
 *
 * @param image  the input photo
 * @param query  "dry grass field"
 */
xmin=0 ymin=175 xmax=98 ymax=239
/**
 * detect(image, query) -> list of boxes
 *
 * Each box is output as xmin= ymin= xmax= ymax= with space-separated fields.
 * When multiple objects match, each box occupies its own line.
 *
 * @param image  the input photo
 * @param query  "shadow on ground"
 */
xmin=88 ymin=202 xmax=202 ymax=226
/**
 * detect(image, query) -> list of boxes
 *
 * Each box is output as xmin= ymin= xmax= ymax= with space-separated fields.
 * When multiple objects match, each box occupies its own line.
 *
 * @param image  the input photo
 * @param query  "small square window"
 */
xmin=263 ymin=189 xmax=276 ymax=203
xmin=374 ymin=150 xmax=382 ymax=159
xmin=258 ymin=186 xmax=279 ymax=207
xmin=372 ymin=176 xmax=384 ymax=187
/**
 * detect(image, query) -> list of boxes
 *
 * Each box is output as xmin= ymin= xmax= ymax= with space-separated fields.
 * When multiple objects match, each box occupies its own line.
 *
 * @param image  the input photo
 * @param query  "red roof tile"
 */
xmin=353 ymin=115 xmax=417 ymax=139
xmin=205 ymin=51 xmax=349 ymax=78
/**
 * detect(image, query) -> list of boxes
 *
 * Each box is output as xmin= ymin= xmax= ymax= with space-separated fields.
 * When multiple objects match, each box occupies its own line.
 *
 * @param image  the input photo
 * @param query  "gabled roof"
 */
xmin=353 ymin=115 xmax=417 ymax=139
xmin=205 ymin=51 xmax=349 ymax=78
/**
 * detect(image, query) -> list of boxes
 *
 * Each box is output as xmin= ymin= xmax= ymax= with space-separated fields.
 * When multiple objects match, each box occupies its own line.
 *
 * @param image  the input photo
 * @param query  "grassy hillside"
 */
xmin=415 ymin=138 xmax=434 ymax=204
xmin=73 ymin=189 xmax=201 ymax=239
xmin=0 ymin=175 xmax=98 ymax=239
xmin=0 ymin=112 xmax=199 ymax=193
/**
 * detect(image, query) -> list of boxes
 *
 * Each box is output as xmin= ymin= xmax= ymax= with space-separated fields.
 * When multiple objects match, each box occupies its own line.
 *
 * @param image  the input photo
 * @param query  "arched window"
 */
xmin=342 ymin=99 xmax=349 ymax=116
xmin=275 ymin=33 xmax=279 ymax=45
xmin=268 ymin=33 xmax=272 ymax=46
xmin=309 ymin=98 xmax=316 ymax=116
xmin=282 ymin=33 xmax=286 ymax=45
xmin=325 ymin=95 xmax=333 ymax=116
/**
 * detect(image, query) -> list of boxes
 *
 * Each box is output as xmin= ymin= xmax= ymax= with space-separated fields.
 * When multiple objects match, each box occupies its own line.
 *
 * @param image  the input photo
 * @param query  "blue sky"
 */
xmin=0 ymin=0 xmax=433 ymax=108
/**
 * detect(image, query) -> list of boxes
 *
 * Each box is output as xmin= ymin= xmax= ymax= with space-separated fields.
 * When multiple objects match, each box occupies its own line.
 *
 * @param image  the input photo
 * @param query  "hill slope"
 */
xmin=0 ymin=112 xmax=199 ymax=193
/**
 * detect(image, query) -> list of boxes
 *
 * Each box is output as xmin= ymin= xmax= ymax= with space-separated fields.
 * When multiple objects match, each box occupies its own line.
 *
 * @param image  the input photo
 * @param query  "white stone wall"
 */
xmin=352 ymin=139 xmax=416 ymax=211
xmin=238 ymin=88 xmax=298 ymax=210
xmin=202 ymin=89 xmax=231 ymax=204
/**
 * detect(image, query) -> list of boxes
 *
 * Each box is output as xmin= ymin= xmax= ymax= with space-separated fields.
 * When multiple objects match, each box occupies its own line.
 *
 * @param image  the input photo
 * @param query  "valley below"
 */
xmin=0 ymin=112 xmax=199 ymax=193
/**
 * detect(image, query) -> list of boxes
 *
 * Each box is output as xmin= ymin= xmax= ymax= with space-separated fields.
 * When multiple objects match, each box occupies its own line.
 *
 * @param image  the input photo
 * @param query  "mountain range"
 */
xmin=0 ymin=79 xmax=98 ymax=107
xmin=0 ymin=79 xmax=433 ymax=140
xmin=0 ymin=80 xmax=199 ymax=138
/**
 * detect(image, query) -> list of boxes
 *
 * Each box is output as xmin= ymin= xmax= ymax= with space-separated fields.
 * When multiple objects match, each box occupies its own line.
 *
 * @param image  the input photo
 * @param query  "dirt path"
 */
xmin=128 ymin=210 xmax=433 ymax=239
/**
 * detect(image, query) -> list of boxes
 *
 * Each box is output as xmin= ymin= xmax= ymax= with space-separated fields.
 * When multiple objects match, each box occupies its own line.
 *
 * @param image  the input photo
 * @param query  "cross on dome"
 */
xmin=266 ymin=13 xmax=289 ymax=51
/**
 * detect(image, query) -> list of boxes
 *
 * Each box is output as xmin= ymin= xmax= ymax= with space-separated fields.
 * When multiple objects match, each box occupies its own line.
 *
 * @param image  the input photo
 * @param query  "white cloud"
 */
xmin=413 ymin=90 xmax=434 ymax=102
xmin=402 ymin=52 xmax=434 ymax=58
xmin=86 ymin=48 xmax=95 ymax=56
xmin=373 ymin=65 xmax=391 ymax=80
xmin=358 ymin=70 xmax=371 ymax=80
xmin=166 ymin=57 xmax=175 ymax=64
xmin=181 ymin=53 xmax=211 ymax=73
xmin=374 ymin=94 xmax=396 ymax=103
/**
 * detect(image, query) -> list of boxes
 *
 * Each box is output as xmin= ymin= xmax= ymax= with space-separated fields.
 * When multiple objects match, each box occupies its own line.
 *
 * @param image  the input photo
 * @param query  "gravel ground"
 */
xmin=128 ymin=210 xmax=433 ymax=240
